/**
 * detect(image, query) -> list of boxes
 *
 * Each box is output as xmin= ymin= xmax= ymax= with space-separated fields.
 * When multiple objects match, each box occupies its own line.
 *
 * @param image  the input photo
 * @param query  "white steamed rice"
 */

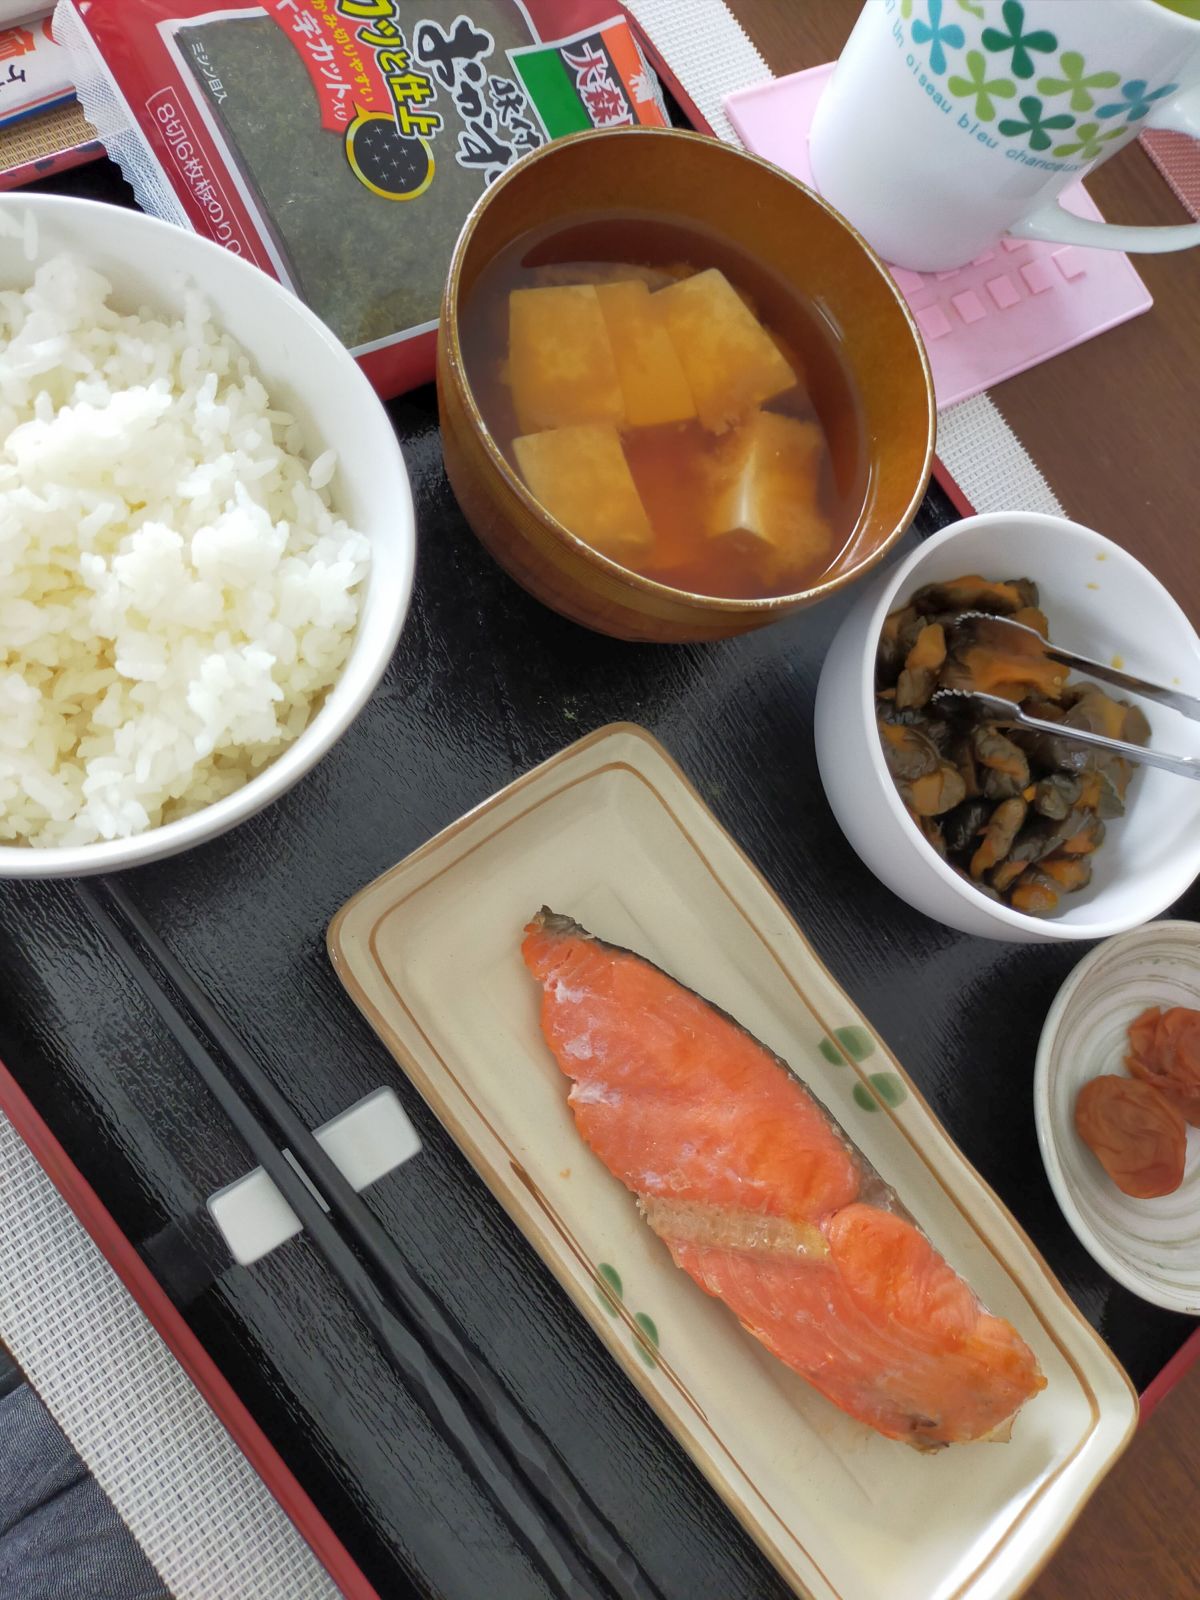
xmin=0 ymin=250 xmax=370 ymax=848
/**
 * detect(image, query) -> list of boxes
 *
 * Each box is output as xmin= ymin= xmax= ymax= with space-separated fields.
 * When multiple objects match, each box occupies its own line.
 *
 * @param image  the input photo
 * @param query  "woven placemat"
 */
xmin=0 ymin=1113 xmax=338 ymax=1600
xmin=1141 ymin=129 xmax=1200 ymax=220
xmin=0 ymin=99 xmax=93 ymax=165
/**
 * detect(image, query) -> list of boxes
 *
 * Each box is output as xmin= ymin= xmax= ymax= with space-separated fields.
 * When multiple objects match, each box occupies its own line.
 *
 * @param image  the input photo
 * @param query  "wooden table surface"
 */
xmin=728 ymin=2 xmax=1200 ymax=1593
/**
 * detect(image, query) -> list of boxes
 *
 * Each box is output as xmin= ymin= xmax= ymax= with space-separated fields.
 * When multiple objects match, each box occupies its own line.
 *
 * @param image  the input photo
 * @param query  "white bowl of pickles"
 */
xmin=815 ymin=512 xmax=1200 ymax=942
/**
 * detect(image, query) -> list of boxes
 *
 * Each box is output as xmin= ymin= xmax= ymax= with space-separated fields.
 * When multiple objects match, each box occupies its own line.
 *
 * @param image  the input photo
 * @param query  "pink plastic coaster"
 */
xmin=724 ymin=65 xmax=1152 ymax=410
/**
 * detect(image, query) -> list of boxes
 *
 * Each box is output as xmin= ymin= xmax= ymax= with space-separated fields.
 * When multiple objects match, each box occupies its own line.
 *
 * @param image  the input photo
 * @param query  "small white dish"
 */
xmin=815 ymin=512 xmax=1200 ymax=942
xmin=1035 ymin=920 xmax=1200 ymax=1313
xmin=0 ymin=194 xmax=415 ymax=878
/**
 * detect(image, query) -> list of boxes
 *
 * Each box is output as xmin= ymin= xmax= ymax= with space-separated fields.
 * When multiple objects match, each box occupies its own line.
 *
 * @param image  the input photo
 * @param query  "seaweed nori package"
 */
xmin=56 ymin=0 xmax=669 ymax=395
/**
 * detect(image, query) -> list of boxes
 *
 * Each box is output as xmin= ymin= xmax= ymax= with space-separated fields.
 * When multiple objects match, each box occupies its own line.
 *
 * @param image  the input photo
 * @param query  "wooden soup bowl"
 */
xmin=438 ymin=127 xmax=935 ymax=643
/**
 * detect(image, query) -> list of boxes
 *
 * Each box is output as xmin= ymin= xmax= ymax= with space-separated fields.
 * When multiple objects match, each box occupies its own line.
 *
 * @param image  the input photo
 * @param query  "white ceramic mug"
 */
xmin=809 ymin=0 xmax=1200 ymax=269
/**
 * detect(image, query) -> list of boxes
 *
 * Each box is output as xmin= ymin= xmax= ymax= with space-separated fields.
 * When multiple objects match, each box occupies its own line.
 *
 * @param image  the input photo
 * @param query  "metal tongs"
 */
xmin=935 ymin=612 xmax=1200 ymax=782
xmin=955 ymin=611 xmax=1200 ymax=720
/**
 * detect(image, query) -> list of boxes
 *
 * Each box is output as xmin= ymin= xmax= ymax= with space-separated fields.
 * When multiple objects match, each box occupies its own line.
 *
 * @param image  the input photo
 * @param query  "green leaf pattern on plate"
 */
xmin=819 ymin=1025 xmax=876 ymax=1066
xmin=838 ymin=1025 xmax=876 ymax=1061
xmin=870 ymin=1071 xmax=908 ymax=1108
xmin=633 ymin=1311 xmax=660 ymax=1366
xmin=852 ymin=1072 xmax=908 ymax=1113
xmin=596 ymin=1264 xmax=659 ymax=1366
xmin=595 ymin=1261 xmax=623 ymax=1313
xmin=852 ymin=1083 xmax=879 ymax=1113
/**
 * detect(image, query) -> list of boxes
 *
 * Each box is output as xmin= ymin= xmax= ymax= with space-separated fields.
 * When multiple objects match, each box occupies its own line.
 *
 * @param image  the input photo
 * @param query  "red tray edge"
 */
xmin=0 ymin=138 xmax=104 ymax=192
xmin=1138 ymin=1322 xmax=1200 ymax=1422
xmin=0 ymin=1052 xmax=381 ymax=1600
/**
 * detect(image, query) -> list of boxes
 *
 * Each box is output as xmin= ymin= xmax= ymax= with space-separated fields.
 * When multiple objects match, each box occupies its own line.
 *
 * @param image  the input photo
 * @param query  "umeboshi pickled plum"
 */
xmin=1124 ymin=1004 xmax=1200 ymax=1125
xmin=1074 ymin=1075 xmax=1187 ymax=1199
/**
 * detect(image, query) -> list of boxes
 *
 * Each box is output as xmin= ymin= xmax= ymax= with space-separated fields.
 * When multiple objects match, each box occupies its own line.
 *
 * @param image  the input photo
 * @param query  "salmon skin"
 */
xmin=522 ymin=909 xmax=1045 ymax=1448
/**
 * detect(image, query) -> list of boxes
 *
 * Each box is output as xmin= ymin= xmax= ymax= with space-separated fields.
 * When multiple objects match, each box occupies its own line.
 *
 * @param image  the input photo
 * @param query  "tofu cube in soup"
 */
xmin=594 ymin=279 xmax=696 ymax=427
xmin=654 ymin=268 xmax=798 ymax=432
xmin=707 ymin=411 xmax=832 ymax=578
xmin=508 ymin=284 xmax=625 ymax=435
xmin=513 ymin=424 xmax=653 ymax=564
xmin=465 ymin=221 xmax=866 ymax=601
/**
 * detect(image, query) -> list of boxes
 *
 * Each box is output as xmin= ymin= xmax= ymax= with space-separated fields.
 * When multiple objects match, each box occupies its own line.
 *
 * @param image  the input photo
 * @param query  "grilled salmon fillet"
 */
xmin=522 ymin=909 xmax=1045 ymax=1448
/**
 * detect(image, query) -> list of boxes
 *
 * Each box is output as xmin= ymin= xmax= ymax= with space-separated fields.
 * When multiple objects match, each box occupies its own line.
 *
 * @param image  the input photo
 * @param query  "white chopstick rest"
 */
xmin=207 ymin=1087 xmax=421 ymax=1266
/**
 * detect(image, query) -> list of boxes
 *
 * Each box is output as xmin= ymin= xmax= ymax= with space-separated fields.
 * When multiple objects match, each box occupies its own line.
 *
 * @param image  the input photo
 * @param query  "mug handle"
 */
xmin=1008 ymin=86 xmax=1200 ymax=253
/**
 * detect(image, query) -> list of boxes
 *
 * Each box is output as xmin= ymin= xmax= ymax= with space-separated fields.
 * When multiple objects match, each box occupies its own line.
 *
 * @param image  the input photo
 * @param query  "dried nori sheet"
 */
xmin=178 ymin=3 xmax=534 ymax=350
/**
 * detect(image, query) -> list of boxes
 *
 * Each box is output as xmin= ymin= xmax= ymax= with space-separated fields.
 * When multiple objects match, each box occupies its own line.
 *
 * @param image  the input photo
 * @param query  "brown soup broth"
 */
xmin=459 ymin=212 xmax=868 ymax=600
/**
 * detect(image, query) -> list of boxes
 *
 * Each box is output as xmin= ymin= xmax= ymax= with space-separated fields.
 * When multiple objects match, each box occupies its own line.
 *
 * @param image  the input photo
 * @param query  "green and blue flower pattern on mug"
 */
xmin=911 ymin=0 xmax=965 ymax=74
xmin=980 ymin=0 xmax=1057 ymax=79
xmin=1036 ymin=51 xmax=1119 ymax=113
xmin=998 ymin=94 xmax=1074 ymax=151
xmin=947 ymin=49 xmax=1016 ymax=119
xmin=891 ymin=0 xmax=1180 ymax=170
xmin=1096 ymin=79 xmax=1178 ymax=121
xmin=1052 ymin=121 xmax=1125 ymax=160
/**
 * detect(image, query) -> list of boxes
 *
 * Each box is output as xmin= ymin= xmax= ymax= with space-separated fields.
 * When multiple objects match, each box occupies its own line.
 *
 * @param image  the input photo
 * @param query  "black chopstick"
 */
xmin=80 ymin=878 xmax=660 ymax=1600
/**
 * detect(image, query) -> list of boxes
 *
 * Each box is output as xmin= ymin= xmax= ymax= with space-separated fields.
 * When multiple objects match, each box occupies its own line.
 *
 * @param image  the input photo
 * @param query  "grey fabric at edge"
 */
xmin=0 ymin=1383 xmax=168 ymax=1600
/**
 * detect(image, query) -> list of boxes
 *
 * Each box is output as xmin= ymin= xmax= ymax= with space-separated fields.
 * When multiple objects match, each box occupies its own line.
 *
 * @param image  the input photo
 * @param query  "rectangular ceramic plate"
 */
xmin=328 ymin=724 xmax=1137 ymax=1600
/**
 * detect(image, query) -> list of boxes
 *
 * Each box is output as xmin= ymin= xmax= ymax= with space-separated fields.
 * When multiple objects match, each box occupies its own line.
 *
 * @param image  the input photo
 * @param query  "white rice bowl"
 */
xmin=0 ymin=249 xmax=371 ymax=848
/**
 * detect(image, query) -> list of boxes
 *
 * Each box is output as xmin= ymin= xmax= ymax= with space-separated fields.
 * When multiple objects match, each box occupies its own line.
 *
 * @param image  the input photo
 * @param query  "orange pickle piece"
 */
xmin=1125 ymin=1003 xmax=1200 ymax=1125
xmin=1075 ymin=1074 xmax=1187 ymax=1199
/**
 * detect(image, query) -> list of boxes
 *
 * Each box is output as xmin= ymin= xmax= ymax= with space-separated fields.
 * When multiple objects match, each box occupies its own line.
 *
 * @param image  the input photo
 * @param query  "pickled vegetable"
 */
xmin=970 ymin=724 xmax=1029 ymax=800
xmin=1059 ymin=813 xmax=1105 ymax=855
xmin=878 ymin=719 xmax=940 ymax=783
xmin=942 ymin=615 xmax=1068 ymax=702
xmin=1125 ymin=1004 xmax=1200 ymax=1125
xmin=875 ymin=573 xmax=1149 ymax=919
xmin=910 ymin=576 xmax=1034 ymax=615
xmin=1040 ymin=854 xmax=1092 ymax=892
xmin=1032 ymin=774 xmax=1081 ymax=820
xmin=895 ymin=623 xmax=947 ymax=710
xmin=906 ymin=763 xmax=967 ymax=817
xmin=1008 ymin=870 xmax=1059 ymax=917
xmin=1010 ymin=605 xmax=1049 ymax=637
xmin=1074 ymin=1075 xmax=1186 ymax=1199
xmin=942 ymin=798 xmax=989 ymax=856
xmin=969 ymin=797 xmax=1026 ymax=879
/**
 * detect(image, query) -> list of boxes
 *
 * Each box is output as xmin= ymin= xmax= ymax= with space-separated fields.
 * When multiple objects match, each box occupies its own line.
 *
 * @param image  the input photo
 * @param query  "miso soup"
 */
xmin=459 ymin=213 xmax=868 ymax=601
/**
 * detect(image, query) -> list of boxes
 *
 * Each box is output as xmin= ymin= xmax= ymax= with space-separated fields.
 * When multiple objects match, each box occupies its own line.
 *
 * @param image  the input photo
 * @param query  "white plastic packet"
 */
xmin=0 ymin=11 xmax=74 ymax=130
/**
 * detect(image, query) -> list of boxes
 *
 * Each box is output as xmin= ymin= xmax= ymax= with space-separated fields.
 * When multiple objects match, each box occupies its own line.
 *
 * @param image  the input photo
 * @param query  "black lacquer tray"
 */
xmin=0 ymin=158 xmax=1196 ymax=1600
